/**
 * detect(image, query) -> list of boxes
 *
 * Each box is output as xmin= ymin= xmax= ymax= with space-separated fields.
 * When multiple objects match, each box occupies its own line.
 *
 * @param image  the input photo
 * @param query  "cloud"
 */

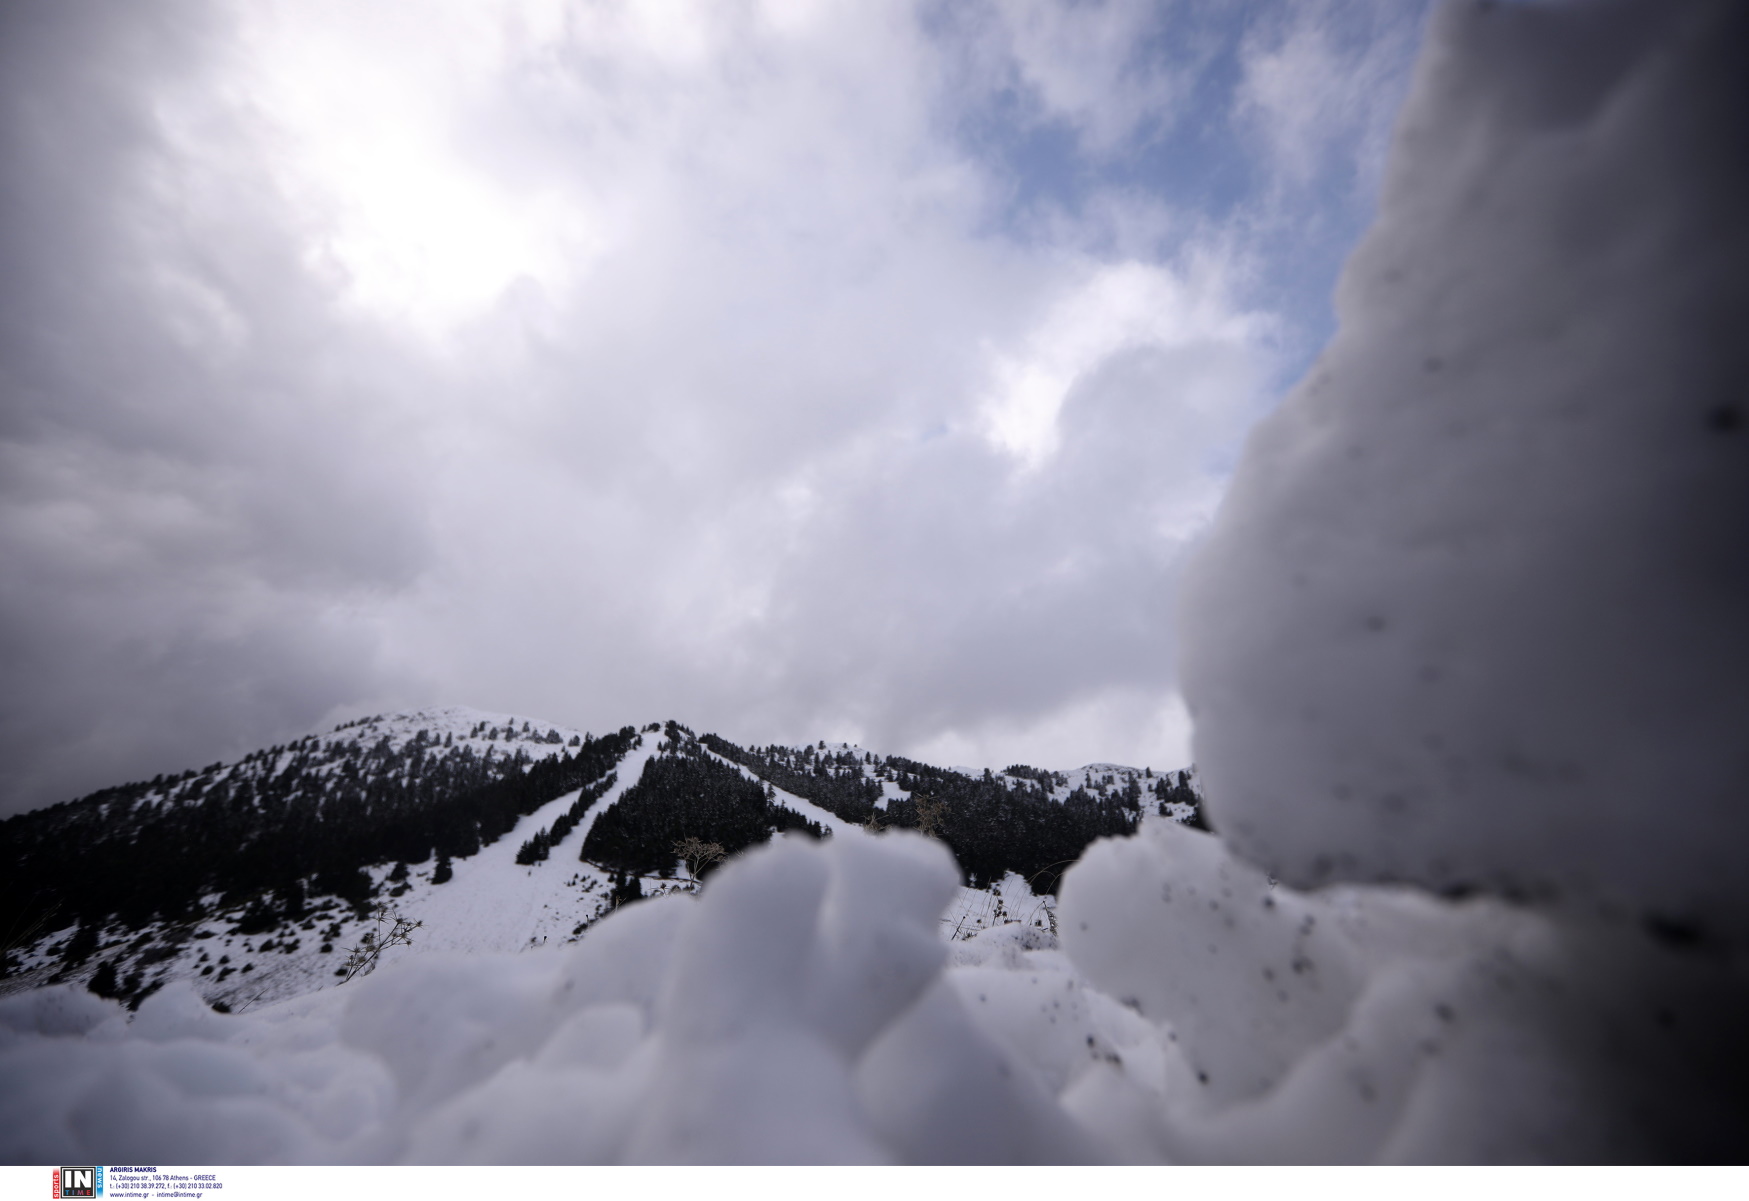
xmin=0 ymin=0 xmax=1426 ymax=816
xmin=982 ymin=0 xmax=1192 ymax=157
xmin=978 ymin=257 xmax=1271 ymax=464
xmin=1235 ymin=0 xmax=1428 ymax=197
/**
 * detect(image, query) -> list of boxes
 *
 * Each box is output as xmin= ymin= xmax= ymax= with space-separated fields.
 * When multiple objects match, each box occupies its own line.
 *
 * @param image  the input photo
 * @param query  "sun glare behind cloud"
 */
xmin=232 ymin=0 xmax=589 ymax=333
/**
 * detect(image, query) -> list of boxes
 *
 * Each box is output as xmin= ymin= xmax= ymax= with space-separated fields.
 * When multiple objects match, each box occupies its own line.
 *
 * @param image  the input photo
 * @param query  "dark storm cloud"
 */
xmin=1 ymin=0 xmax=434 ymax=812
xmin=1 ymin=0 xmax=1430 ymax=817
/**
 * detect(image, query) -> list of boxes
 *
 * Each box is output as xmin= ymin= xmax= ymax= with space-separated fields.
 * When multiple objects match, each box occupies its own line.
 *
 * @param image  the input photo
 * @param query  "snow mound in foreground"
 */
xmin=1178 ymin=0 xmax=1749 ymax=938
xmin=0 ymin=833 xmax=1087 ymax=1164
xmin=6 ymin=825 xmax=1739 ymax=1162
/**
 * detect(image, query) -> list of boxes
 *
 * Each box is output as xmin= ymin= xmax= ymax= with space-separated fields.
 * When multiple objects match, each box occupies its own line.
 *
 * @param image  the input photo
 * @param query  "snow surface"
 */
xmin=392 ymin=734 xmax=662 ymax=957
xmin=1177 ymin=0 xmax=1749 ymax=940
xmin=3 ymin=0 xmax=1744 ymax=1163
xmin=9 ymin=819 xmax=1735 ymax=1162
xmin=2 ymin=705 xmax=607 ymax=1007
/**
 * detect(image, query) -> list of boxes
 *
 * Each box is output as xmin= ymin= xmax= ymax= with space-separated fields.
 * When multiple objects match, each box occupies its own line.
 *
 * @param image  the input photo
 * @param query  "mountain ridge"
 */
xmin=0 ymin=706 xmax=1201 ymax=1014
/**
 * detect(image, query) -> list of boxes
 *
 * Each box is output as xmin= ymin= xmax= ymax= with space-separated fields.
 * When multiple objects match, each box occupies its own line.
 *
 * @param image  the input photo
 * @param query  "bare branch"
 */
xmin=338 ymin=904 xmax=422 ymax=983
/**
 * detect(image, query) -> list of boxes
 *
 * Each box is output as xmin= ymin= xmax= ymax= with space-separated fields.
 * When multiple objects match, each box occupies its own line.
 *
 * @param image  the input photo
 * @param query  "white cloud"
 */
xmin=908 ymin=686 xmax=1194 ymax=775
xmin=0 ymin=0 xmax=1425 ymax=814
xmin=1235 ymin=0 xmax=1425 ymax=196
xmin=218 ymin=0 xmax=602 ymax=333
xmin=978 ymin=257 xmax=1269 ymax=465
xmin=994 ymin=0 xmax=1190 ymax=155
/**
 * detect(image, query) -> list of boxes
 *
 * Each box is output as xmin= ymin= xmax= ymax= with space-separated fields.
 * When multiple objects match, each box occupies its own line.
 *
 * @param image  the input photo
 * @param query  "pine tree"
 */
xmin=88 ymin=958 xmax=119 ymax=998
xmin=61 ymin=921 xmax=99 ymax=966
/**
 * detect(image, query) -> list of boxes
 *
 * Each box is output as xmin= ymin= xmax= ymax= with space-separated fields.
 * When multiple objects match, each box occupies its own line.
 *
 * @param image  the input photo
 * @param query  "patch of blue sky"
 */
xmin=929 ymin=0 xmax=1437 ymax=398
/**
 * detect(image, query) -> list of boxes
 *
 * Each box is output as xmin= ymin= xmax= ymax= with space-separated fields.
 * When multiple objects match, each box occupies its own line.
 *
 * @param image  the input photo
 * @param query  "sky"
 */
xmin=0 ymin=0 xmax=1434 ymax=818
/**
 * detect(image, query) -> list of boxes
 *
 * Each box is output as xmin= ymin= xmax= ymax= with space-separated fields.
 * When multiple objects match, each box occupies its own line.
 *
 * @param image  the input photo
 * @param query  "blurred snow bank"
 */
xmin=3 ymin=0 xmax=1745 ymax=1162
xmin=1 ymin=833 xmax=1100 ymax=1164
xmin=9 ymin=821 xmax=1739 ymax=1162
xmin=1180 ymin=0 xmax=1749 ymax=938
xmin=1170 ymin=0 xmax=1749 ymax=1159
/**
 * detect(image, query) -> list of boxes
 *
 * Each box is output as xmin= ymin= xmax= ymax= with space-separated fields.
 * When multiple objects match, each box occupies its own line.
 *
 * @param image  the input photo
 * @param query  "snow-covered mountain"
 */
xmin=0 ymin=705 xmax=1193 ymax=1015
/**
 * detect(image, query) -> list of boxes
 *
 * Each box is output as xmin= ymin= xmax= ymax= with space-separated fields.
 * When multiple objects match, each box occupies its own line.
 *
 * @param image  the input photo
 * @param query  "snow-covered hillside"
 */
xmin=1 ymin=706 xmax=609 ymax=1008
xmin=1 ymin=710 xmax=1170 ymax=1013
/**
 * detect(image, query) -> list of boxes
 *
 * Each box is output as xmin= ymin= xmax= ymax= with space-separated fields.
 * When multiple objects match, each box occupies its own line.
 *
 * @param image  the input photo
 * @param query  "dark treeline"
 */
xmin=1152 ymin=769 xmax=1208 ymax=830
xmin=700 ymin=734 xmax=883 ymax=824
xmin=583 ymin=727 xmax=823 ymax=879
xmin=0 ymin=723 xmax=638 ymax=943
xmin=516 ymin=772 xmax=619 ymax=864
xmin=438 ymin=727 xmax=638 ymax=866
xmin=1000 ymin=763 xmax=1068 ymax=789
xmin=878 ymin=758 xmax=1140 ymax=894
xmin=696 ymin=736 xmax=1159 ymax=895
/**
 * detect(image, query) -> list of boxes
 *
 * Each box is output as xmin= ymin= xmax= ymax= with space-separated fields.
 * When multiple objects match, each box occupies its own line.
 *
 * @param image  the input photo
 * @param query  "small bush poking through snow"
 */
xmin=339 ymin=907 xmax=423 ymax=984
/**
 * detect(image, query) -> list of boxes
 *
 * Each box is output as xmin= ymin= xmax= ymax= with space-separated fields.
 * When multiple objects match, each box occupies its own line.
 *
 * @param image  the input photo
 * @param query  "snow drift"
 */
xmin=8 ymin=821 xmax=1739 ymax=1163
xmin=3 ymin=0 xmax=1745 ymax=1163
xmin=1179 ymin=0 xmax=1749 ymax=939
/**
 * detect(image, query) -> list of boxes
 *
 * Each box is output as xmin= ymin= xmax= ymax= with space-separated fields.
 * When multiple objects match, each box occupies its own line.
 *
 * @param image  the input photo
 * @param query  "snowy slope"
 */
xmin=0 ymin=706 xmax=616 ymax=1006
xmin=2 ymin=711 xmax=1154 ymax=1013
